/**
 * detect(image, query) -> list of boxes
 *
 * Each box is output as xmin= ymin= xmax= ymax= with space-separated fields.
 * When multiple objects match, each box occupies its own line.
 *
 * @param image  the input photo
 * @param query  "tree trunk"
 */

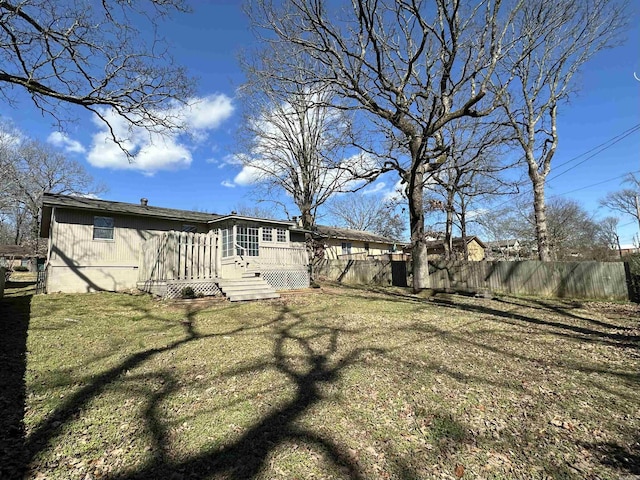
xmin=532 ymin=178 xmax=551 ymax=261
xmin=408 ymin=167 xmax=429 ymax=292
xmin=300 ymin=204 xmax=314 ymax=230
xmin=460 ymin=212 xmax=469 ymax=261
xmin=444 ymin=189 xmax=455 ymax=261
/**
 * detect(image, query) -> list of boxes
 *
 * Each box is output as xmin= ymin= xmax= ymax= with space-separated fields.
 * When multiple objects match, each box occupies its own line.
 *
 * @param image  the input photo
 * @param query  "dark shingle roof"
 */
xmin=313 ymin=225 xmax=404 ymax=245
xmin=41 ymin=193 xmax=223 ymax=223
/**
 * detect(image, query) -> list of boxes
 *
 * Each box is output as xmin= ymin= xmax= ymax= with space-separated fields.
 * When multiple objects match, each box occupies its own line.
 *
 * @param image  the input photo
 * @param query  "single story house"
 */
xmin=0 ymin=245 xmax=42 ymax=272
xmin=40 ymin=194 xmax=310 ymax=300
xmin=425 ymin=236 xmax=486 ymax=261
xmin=311 ymin=225 xmax=405 ymax=260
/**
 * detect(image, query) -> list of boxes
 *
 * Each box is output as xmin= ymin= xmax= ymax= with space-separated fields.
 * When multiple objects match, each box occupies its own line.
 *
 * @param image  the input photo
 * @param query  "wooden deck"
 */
xmin=138 ymin=231 xmax=310 ymax=298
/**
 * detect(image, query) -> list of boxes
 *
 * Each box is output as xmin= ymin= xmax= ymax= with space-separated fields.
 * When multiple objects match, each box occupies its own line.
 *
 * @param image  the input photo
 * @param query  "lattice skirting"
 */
xmin=262 ymin=269 xmax=310 ymax=290
xmin=165 ymin=281 xmax=222 ymax=299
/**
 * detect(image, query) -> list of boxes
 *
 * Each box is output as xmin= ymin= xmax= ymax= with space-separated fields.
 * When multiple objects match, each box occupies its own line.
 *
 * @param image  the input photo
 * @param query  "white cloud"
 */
xmin=221 ymin=179 xmax=236 ymax=188
xmin=76 ymin=93 xmax=234 ymax=174
xmin=47 ymin=131 xmax=86 ymax=154
xmin=362 ymin=182 xmax=386 ymax=195
xmin=182 ymin=95 xmax=234 ymax=130
xmin=466 ymin=208 xmax=488 ymax=220
xmin=233 ymin=165 xmax=262 ymax=186
xmin=383 ymin=179 xmax=405 ymax=202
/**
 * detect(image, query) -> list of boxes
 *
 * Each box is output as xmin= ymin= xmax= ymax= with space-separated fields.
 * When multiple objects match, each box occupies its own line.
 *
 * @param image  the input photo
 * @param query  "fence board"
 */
xmin=318 ymin=259 xmax=630 ymax=300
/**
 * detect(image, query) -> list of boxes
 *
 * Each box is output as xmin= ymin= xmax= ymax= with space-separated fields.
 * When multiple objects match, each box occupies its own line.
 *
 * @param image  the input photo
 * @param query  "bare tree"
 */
xmin=1 ymin=137 xmax=105 ymax=246
xmin=597 ymin=216 xmax=622 ymax=258
xmin=326 ymin=194 xmax=405 ymax=240
xmin=246 ymin=0 xmax=524 ymax=291
xmin=237 ymin=81 xmax=363 ymax=229
xmin=495 ymin=0 xmax=628 ymax=261
xmin=0 ymin=0 xmax=193 ymax=146
xmin=488 ymin=197 xmax=611 ymax=260
xmin=233 ymin=203 xmax=282 ymax=220
xmin=427 ymin=117 xmax=515 ymax=259
xmin=599 ymin=173 xmax=640 ymax=235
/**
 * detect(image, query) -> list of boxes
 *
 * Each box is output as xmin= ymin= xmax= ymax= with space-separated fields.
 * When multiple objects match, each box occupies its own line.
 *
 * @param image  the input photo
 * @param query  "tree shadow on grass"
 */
xmin=21 ymin=299 xmax=391 ymax=479
xmin=0 ymin=293 xmax=31 ymax=479
xmin=103 ymin=304 xmax=382 ymax=480
xmin=583 ymin=432 xmax=640 ymax=476
xmin=20 ymin=286 xmax=638 ymax=479
xmin=332 ymin=283 xmax=640 ymax=350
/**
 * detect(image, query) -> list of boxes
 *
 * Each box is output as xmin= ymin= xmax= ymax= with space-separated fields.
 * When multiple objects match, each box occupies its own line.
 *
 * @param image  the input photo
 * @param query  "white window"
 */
xmin=341 ymin=242 xmax=352 ymax=255
xmin=237 ymin=226 xmax=259 ymax=256
xmin=222 ymin=229 xmax=233 ymax=257
xmin=93 ymin=216 xmax=114 ymax=240
xmin=276 ymin=228 xmax=287 ymax=243
xmin=262 ymin=227 xmax=273 ymax=242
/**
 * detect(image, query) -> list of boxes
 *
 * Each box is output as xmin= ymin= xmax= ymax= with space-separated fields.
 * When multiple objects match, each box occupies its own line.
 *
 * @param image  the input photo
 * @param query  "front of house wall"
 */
xmin=47 ymin=208 xmax=207 ymax=293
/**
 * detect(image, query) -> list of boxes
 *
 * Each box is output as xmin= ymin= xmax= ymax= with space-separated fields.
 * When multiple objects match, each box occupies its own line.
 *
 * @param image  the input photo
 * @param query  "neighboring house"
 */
xmin=485 ymin=239 xmax=522 ymax=260
xmin=485 ymin=239 xmax=538 ymax=260
xmin=310 ymin=225 xmax=405 ymax=260
xmin=425 ymin=236 xmax=486 ymax=261
xmin=0 ymin=245 xmax=41 ymax=272
xmin=40 ymin=194 xmax=310 ymax=299
xmin=620 ymin=246 xmax=640 ymax=256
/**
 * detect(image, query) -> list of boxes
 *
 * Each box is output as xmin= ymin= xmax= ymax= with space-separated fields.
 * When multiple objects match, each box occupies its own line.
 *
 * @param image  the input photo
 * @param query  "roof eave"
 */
xmin=208 ymin=215 xmax=296 ymax=227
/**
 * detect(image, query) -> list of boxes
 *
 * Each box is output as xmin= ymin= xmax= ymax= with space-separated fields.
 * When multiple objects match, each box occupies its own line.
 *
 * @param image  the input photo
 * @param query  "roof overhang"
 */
xmin=208 ymin=215 xmax=296 ymax=227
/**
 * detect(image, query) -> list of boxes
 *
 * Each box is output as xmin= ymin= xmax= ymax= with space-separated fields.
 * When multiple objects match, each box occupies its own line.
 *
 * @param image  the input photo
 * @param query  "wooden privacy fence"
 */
xmin=428 ymin=260 xmax=629 ymax=300
xmin=317 ymin=259 xmax=632 ymax=300
xmin=139 ymin=231 xmax=218 ymax=282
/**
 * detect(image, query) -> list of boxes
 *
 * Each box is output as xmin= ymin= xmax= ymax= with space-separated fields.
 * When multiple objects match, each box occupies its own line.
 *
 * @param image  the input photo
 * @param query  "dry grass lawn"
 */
xmin=1 ymin=282 xmax=638 ymax=479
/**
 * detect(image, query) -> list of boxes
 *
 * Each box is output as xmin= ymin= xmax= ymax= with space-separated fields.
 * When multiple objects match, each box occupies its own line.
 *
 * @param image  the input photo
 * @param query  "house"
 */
xmin=485 ymin=239 xmax=537 ymax=260
xmin=310 ymin=225 xmax=405 ymax=260
xmin=39 ymin=194 xmax=310 ymax=300
xmin=0 ymin=245 xmax=42 ymax=272
xmin=425 ymin=236 xmax=486 ymax=261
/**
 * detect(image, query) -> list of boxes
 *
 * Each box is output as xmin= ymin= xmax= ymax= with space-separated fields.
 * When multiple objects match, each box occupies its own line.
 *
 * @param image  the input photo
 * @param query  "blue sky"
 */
xmin=2 ymin=1 xmax=639 ymax=245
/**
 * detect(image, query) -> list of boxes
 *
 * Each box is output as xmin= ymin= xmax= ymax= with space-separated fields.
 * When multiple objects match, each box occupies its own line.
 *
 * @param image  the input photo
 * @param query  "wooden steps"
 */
xmin=216 ymin=277 xmax=280 ymax=302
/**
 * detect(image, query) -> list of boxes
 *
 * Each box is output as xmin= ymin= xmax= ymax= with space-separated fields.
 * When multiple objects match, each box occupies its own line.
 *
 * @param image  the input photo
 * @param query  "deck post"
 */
xmin=214 ymin=230 xmax=221 ymax=278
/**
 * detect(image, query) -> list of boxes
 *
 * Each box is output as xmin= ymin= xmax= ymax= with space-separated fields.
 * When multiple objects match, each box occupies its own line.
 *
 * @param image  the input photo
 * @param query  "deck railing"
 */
xmin=139 ymin=232 xmax=309 ymax=283
xmin=257 ymin=245 xmax=308 ymax=267
xmin=139 ymin=231 xmax=218 ymax=282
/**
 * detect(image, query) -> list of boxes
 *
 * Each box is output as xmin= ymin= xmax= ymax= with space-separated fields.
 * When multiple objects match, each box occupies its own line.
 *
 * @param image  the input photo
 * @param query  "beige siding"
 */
xmin=467 ymin=240 xmax=486 ymax=261
xmin=48 ymin=208 xmax=208 ymax=293
xmin=47 ymin=266 xmax=139 ymax=293
xmin=323 ymin=239 xmax=393 ymax=260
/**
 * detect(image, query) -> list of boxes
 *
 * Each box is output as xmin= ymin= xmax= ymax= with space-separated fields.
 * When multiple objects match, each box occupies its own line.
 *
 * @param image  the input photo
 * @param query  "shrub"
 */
xmin=180 ymin=286 xmax=196 ymax=299
xmin=13 ymin=266 xmax=29 ymax=272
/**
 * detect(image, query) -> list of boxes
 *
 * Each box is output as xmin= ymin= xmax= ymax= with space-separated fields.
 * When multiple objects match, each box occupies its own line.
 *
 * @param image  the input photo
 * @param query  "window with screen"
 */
xmin=182 ymin=224 xmax=197 ymax=233
xmin=237 ymin=226 xmax=259 ymax=256
xmin=276 ymin=228 xmax=287 ymax=242
xmin=341 ymin=242 xmax=352 ymax=255
xmin=93 ymin=216 xmax=114 ymax=240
